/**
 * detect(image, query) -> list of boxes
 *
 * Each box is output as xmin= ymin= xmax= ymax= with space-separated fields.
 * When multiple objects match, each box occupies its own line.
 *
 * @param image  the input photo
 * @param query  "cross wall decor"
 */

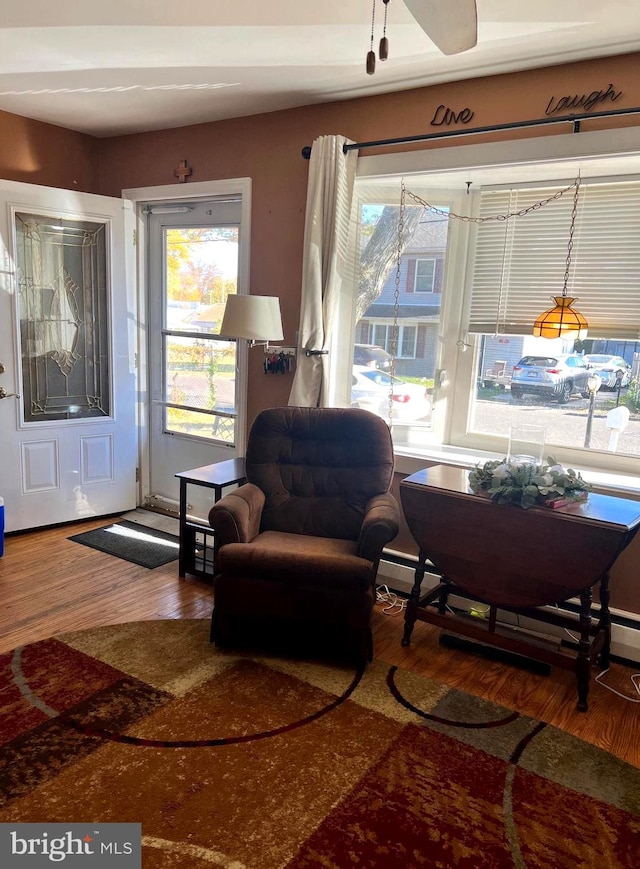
xmin=174 ymin=160 xmax=192 ymax=183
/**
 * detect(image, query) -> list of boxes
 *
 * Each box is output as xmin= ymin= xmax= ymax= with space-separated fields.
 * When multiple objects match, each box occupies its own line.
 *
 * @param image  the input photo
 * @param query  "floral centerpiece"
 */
xmin=468 ymin=457 xmax=591 ymax=510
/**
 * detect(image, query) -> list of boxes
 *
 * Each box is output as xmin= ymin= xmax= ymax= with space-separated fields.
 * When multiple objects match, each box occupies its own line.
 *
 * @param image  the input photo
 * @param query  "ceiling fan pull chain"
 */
xmin=379 ymin=0 xmax=390 ymax=61
xmin=367 ymin=0 xmax=377 ymax=74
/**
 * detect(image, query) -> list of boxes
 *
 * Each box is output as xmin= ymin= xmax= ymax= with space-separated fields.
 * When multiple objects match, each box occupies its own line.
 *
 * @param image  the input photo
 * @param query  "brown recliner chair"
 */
xmin=208 ymin=406 xmax=400 ymax=663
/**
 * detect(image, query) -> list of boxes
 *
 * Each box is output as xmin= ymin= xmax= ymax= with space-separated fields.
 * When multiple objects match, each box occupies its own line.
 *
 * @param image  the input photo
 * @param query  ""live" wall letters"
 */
xmin=430 ymin=104 xmax=475 ymax=126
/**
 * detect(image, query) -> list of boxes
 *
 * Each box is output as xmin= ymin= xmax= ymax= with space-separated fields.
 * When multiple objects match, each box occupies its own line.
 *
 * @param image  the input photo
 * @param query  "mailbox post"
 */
xmin=606 ymin=405 xmax=630 ymax=452
xmin=584 ymin=373 xmax=602 ymax=448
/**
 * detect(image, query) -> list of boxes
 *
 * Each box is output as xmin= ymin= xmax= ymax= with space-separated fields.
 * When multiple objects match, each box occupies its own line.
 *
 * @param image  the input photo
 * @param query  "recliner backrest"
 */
xmin=246 ymin=406 xmax=394 ymax=540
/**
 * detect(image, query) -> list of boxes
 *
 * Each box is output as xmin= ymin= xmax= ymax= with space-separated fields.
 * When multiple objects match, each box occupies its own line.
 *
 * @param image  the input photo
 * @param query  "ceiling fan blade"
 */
xmin=403 ymin=0 xmax=478 ymax=56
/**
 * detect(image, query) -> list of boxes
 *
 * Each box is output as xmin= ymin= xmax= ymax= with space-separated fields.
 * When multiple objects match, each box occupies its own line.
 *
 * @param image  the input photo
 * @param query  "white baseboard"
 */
xmin=377 ymin=557 xmax=640 ymax=666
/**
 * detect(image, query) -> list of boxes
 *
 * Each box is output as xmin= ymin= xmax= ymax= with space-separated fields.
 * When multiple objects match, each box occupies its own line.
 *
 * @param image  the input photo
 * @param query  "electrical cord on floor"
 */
xmin=375 ymin=584 xmax=460 ymax=618
xmin=553 ymin=605 xmax=640 ymax=702
xmin=595 ymin=669 xmax=640 ymax=703
xmin=375 ymin=585 xmax=407 ymax=615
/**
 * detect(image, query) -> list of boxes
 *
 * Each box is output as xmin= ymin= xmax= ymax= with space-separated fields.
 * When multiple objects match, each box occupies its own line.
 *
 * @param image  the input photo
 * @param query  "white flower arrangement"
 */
xmin=468 ymin=457 xmax=591 ymax=510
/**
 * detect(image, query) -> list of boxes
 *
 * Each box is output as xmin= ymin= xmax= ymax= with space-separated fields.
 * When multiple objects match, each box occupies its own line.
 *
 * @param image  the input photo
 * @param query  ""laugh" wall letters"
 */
xmin=545 ymin=83 xmax=622 ymax=116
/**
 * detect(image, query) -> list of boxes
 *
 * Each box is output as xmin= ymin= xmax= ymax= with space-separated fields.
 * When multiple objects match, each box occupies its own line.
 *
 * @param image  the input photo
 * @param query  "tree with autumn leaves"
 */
xmin=165 ymin=227 xmax=238 ymax=305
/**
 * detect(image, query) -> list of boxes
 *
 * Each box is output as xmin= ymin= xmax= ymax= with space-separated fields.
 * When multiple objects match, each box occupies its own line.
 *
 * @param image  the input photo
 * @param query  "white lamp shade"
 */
xmin=220 ymin=295 xmax=284 ymax=342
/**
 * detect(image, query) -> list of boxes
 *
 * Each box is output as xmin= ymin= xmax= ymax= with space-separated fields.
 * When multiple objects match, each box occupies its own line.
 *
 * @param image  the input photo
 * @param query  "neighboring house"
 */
xmin=190 ymin=303 xmax=226 ymax=333
xmin=355 ymin=218 xmax=447 ymax=378
xmin=477 ymin=335 xmax=526 ymax=386
xmin=590 ymin=339 xmax=640 ymax=366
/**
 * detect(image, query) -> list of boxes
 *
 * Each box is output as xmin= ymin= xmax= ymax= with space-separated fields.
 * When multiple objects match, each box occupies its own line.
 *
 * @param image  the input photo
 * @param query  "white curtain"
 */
xmin=288 ymin=134 xmax=357 ymax=407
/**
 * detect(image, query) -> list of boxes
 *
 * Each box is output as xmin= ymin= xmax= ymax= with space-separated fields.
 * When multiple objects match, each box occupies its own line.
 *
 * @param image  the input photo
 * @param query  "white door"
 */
xmin=146 ymin=197 xmax=246 ymax=519
xmin=0 ymin=181 xmax=136 ymax=532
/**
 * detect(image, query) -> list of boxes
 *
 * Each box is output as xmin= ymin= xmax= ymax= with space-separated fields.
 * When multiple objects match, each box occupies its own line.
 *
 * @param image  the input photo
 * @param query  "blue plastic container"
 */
xmin=0 ymin=497 xmax=4 ymax=557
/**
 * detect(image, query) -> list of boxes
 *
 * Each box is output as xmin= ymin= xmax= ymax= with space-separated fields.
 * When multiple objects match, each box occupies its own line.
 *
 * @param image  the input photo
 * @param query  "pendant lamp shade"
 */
xmin=532 ymin=296 xmax=588 ymax=340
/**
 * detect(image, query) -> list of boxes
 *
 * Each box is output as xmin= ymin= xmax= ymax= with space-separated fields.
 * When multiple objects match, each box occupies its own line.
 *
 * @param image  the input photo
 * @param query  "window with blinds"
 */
xmin=467 ymin=179 xmax=640 ymax=338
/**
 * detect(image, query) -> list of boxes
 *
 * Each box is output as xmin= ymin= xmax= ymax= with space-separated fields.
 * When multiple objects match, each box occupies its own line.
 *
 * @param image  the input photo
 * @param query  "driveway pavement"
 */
xmin=472 ymin=391 xmax=640 ymax=457
xmin=391 ymin=388 xmax=640 ymax=459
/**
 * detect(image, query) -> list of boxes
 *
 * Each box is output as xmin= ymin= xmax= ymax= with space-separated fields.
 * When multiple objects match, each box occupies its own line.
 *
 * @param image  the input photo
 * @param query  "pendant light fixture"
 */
xmin=533 ymin=174 xmax=589 ymax=340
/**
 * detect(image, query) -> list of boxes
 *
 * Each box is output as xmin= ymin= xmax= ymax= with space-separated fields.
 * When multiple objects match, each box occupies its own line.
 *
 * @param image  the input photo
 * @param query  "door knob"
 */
xmin=0 ymin=363 xmax=5 ymax=374
xmin=0 ymin=387 xmax=20 ymax=399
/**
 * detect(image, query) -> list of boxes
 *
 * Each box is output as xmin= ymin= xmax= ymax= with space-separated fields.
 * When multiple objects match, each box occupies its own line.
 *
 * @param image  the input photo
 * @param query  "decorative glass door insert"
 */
xmin=15 ymin=211 xmax=111 ymax=422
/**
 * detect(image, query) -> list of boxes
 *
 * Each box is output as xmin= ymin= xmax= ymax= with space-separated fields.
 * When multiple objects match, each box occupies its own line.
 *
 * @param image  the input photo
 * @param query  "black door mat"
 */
xmin=68 ymin=520 xmax=180 ymax=569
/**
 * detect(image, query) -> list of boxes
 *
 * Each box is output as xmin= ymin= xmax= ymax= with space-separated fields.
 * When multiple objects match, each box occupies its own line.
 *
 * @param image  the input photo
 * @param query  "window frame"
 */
xmin=370 ymin=322 xmax=418 ymax=359
xmin=414 ymin=257 xmax=437 ymax=293
xmin=345 ymin=130 xmax=640 ymax=480
xmin=334 ymin=181 xmax=468 ymax=446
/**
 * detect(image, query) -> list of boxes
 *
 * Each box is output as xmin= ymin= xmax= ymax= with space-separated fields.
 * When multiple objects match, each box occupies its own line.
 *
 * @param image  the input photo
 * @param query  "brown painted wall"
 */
xmin=0 ymin=110 xmax=98 ymax=191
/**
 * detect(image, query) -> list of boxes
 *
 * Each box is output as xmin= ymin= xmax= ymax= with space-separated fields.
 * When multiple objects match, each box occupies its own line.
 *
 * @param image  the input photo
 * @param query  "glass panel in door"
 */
xmin=163 ymin=226 xmax=238 ymax=444
xmin=15 ymin=212 xmax=110 ymax=422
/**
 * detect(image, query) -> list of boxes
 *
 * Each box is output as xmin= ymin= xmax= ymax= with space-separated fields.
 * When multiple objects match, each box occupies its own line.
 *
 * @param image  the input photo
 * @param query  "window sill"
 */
xmin=393 ymin=444 xmax=640 ymax=501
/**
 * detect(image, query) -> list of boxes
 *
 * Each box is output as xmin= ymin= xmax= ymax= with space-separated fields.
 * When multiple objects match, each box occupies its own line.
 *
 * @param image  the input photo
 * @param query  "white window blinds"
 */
xmin=467 ymin=179 xmax=640 ymax=338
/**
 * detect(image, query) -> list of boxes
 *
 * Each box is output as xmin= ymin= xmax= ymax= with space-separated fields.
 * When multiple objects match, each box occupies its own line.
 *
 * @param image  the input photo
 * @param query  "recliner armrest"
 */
xmin=357 ymin=492 xmax=400 ymax=563
xmin=208 ymin=483 xmax=265 ymax=545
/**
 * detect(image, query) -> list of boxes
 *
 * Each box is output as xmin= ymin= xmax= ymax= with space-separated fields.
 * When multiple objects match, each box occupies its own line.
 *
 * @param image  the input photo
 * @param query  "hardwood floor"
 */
xmin=0 ymin=516 xmax=214 ymax=654
xmin=2 ymin=516 xmax=639 ymax=768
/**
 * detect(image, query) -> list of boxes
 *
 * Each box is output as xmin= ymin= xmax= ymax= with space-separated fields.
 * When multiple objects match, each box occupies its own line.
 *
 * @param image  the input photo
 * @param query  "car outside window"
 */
xmin=363 ymin=371 xmax=391 ymax=386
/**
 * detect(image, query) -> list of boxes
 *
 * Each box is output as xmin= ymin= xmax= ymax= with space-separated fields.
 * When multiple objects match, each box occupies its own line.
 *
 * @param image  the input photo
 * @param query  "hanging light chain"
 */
xmin=367 ymin=1 xmax=377 ymax=75
xmin=561 ymin=172 xmax=581 ymax=297
xmin=389 ymin=179 xmax=409 ymax=424
xmin=367 ymin=0 xmax=391 ymax=72
xmin=380 ymin=0 xmax=390 ymax=61
xmin=405 ymin=180 xmax=579 ymax=223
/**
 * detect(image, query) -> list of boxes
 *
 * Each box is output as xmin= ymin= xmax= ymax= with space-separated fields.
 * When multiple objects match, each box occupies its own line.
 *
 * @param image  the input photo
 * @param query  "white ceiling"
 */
xmin=1 ymin=1 xmax=639 ymax=138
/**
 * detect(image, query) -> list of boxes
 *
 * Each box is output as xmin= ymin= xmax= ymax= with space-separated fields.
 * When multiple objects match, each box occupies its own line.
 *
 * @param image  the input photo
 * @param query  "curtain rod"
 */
xmin=300 ymin=104 xmax=640 ymax=159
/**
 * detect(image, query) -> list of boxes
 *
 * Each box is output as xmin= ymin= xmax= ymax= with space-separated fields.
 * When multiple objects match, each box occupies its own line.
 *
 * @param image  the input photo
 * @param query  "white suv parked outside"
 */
xmin=510 ymin=354 xmax=592 ymax=404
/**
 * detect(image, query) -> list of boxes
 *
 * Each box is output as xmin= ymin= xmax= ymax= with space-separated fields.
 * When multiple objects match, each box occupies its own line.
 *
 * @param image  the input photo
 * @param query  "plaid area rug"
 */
xmin=67 ymin=520 xmax=179 ymax=568
xmin=1 ymin=619 xmax=638 ymax=868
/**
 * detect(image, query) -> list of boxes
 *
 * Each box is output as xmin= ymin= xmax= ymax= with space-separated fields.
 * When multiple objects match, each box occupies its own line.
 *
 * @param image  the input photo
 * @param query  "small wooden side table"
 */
xmin=175 ymin=458 xmax=246 ymax=580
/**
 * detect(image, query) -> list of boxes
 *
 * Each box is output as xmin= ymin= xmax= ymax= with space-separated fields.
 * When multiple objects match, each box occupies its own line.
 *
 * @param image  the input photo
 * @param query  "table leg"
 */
xmin=402 ymin=550 xmax=426 ymax=647
xmin=178 ymin=479 xmax=189 ymax=578
xmin=437 ymin=577 xmax=450 ymax=615
xmin=210 ymin=484 xmax=223 ymax=571
xmin=576 ymin=586 xmax=593 ymax=712
xmin=597 ymin=573 xmax=612 ymax=670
